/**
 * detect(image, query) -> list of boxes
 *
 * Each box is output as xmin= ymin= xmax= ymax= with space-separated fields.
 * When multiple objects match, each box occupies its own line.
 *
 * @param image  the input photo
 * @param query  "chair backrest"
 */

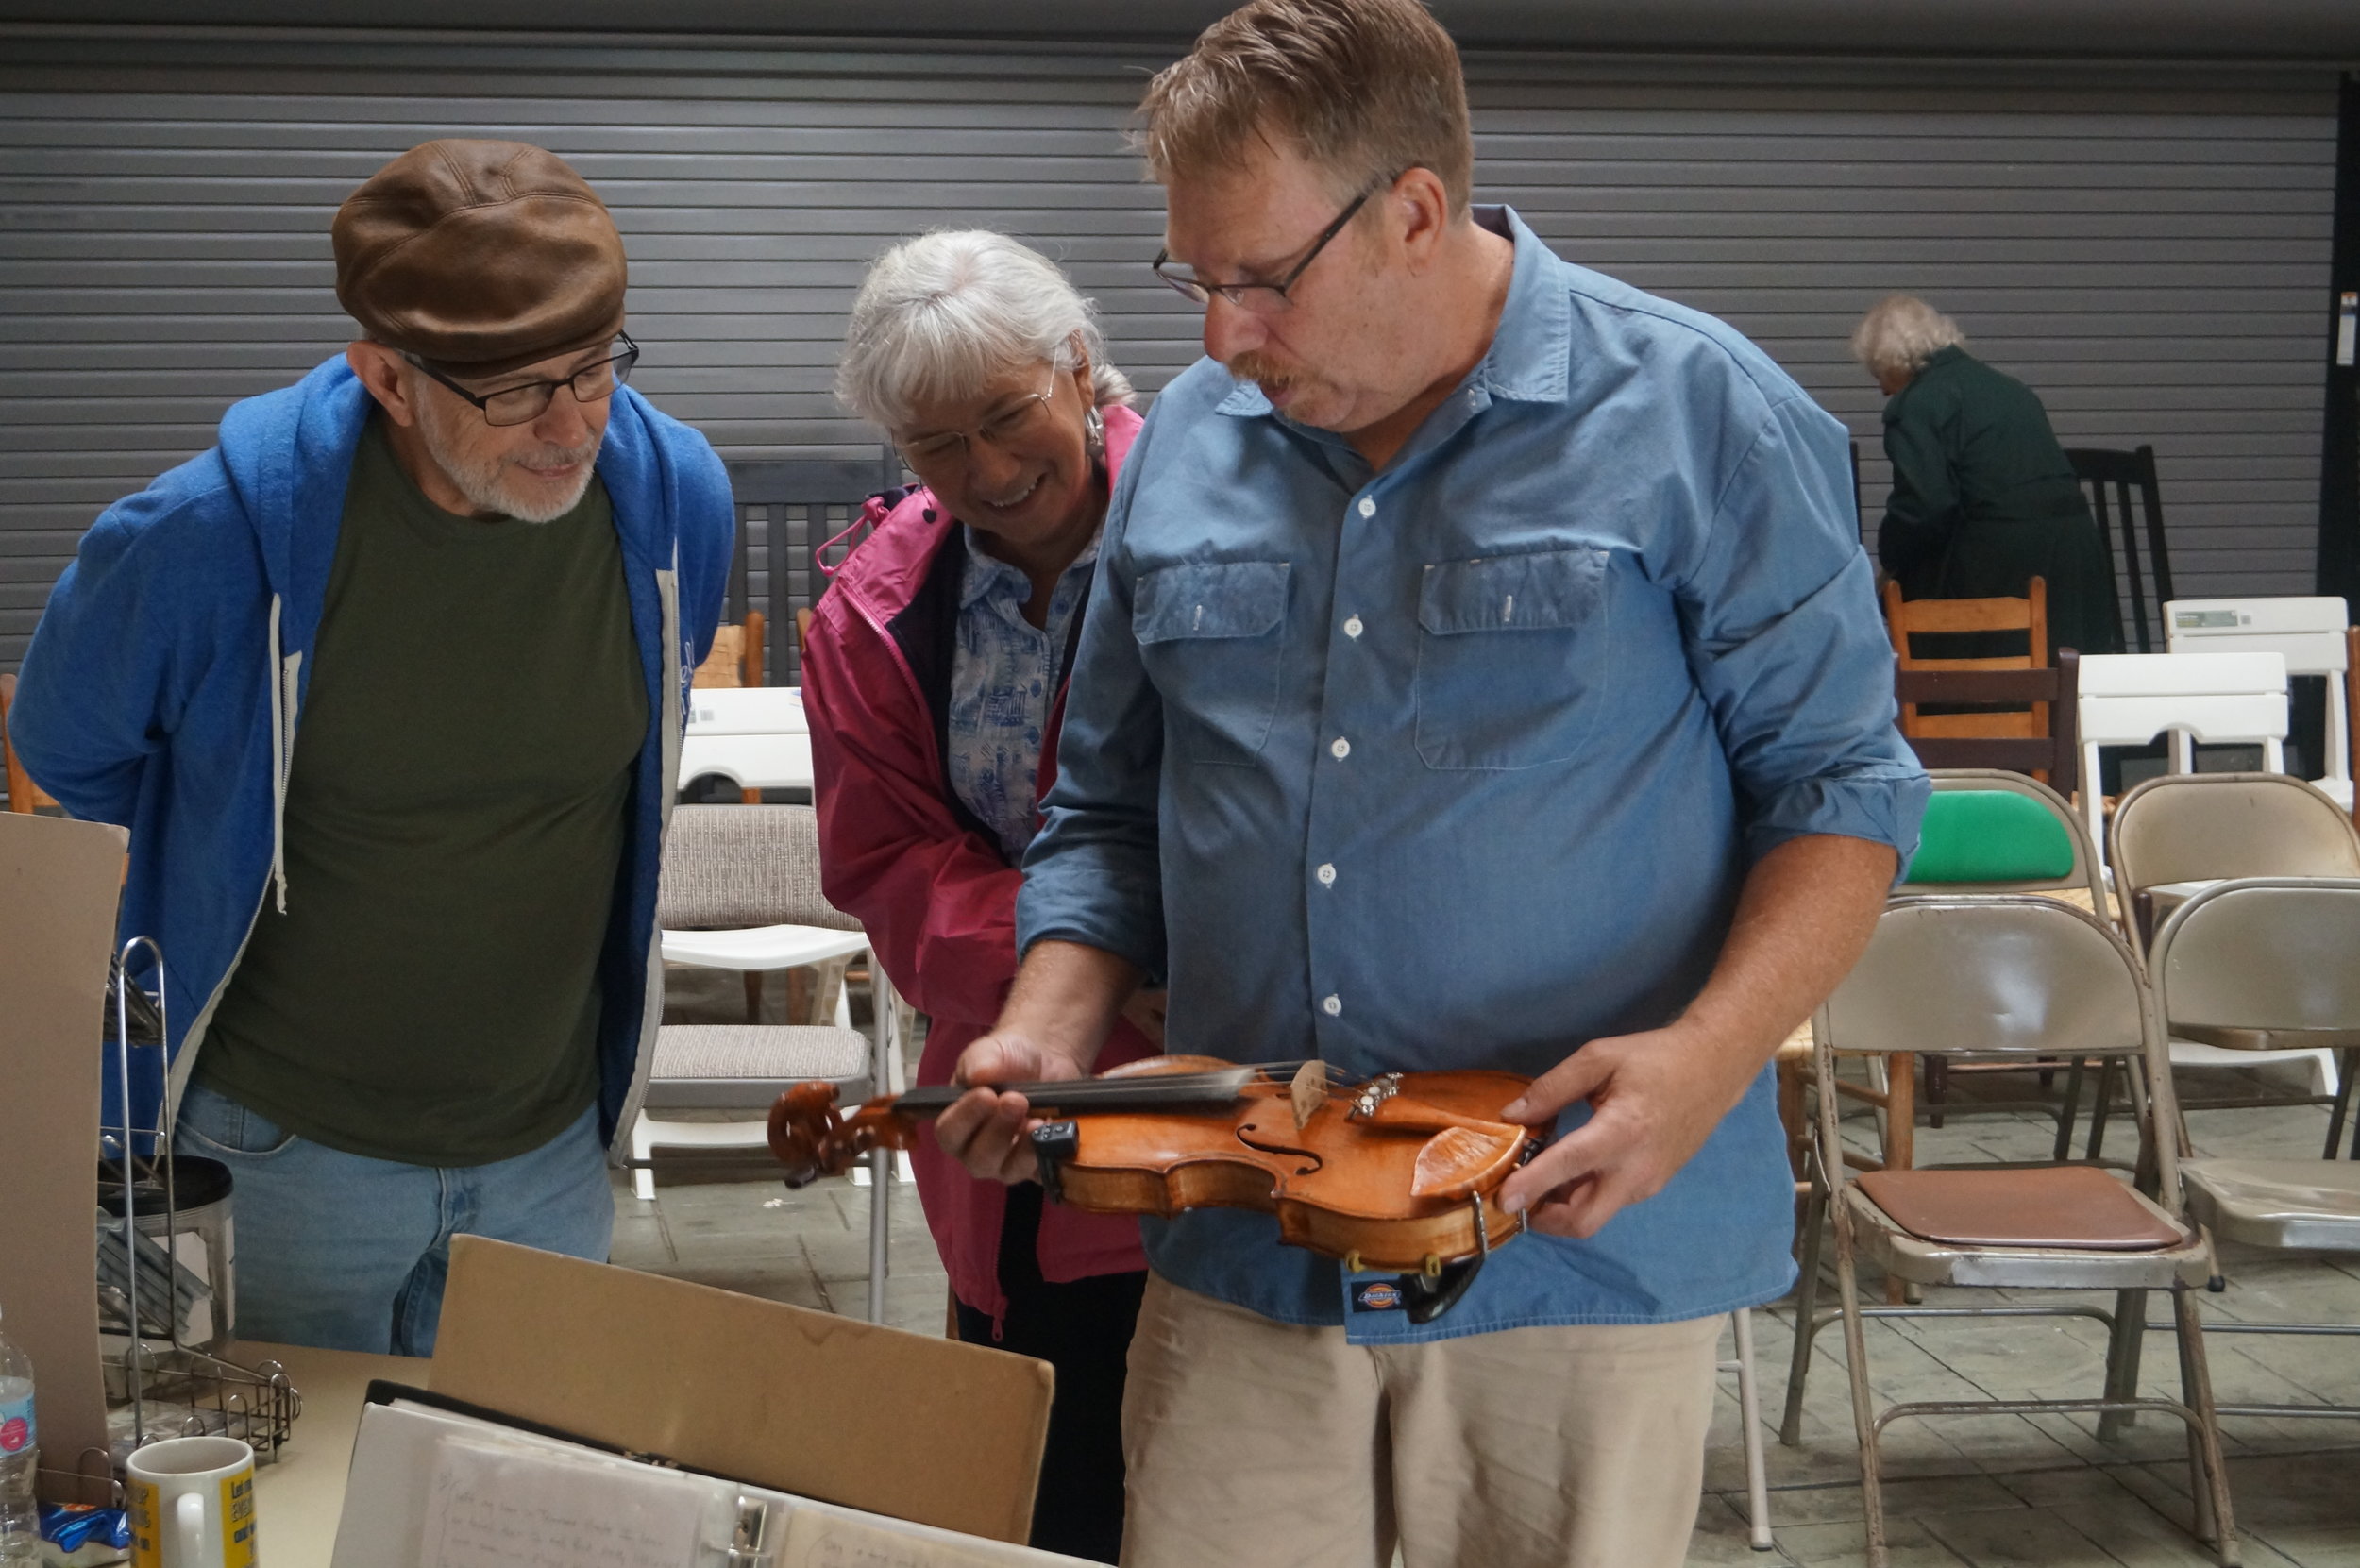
xmin=2076 ymin=650 xmax=2287 ymax=750
xmin=1818 ymin=895 xmax=2150 ymax=1064
xmin=0 ymin=673 xmax=59 ymax=814
xmin=690 ymin=613 xmax=767 ymax=691
xmin=1891 ymin=649 xmax=2080 ymax=796
xmin=1904 ymin=770 xmax=2105 ymax=904
xmin=2165 ymin=597 xmax=2349 ymax=675
xmin=2149 ymin=878 xmax=2360 ymax=1046
xmin=2109 ymin=772 xmax=2360 ymax=897
xmin=2064 ymin=444 xmax=2173 ymax=654
xmin=657 ymin=803 xmax=860 ymax=933
xmin=726 ymin=449 xmax=900 ymax=685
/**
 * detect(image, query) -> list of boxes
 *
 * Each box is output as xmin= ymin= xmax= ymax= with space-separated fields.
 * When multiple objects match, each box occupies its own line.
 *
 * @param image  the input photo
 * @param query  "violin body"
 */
xmin=769 ymin=1055 xmax=1541 ymax=1283
xmin=1029 ymin=1057 xmax=1533 ymax=1274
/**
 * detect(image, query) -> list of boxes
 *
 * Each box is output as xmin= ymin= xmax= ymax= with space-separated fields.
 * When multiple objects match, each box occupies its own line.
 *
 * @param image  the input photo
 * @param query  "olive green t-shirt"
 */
xmin=197 ymin=416 xmax=648 ymax=1165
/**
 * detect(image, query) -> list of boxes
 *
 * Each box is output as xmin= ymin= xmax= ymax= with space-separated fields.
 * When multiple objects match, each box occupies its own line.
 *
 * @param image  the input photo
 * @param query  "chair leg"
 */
xmin=866 ymin=1143 xmax=891 ymax=1325
xmin=1925 ymin=1054 xmax=1947 ymax=1129
xmin=2328 ymin=1045 xmax=2358 ymax=1159
xmin=1831 ymin=1197 xmax=1889 ymax=1568
xmin=743 ymin=969 xmax=764 ymax=1023
xmin=1731 ymin=1309 xmax=1773 ymax=1551
xmin=631 ymin=1116 xmax=657 ymax=1203
xmin=2085 ymin=1056 xmax=2118 ymax=1162
xmin=2099 ymin=1288 xmax=2146 ymax=1442
xmin=1881 ymin=1055 xmax=1914 ymax=1305
xmin=2053 ymin=1056 xmax=2090 ymax=1162
xmin=2171 ymin=1284 xmax=2241 ymax=1567
xmin=1781 ymin=1160 xmax=1829 ymax=1447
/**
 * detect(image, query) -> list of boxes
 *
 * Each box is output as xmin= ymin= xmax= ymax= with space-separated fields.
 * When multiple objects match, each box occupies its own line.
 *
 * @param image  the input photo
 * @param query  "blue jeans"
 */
xmin=174 ymin=1081 xmax=615 ymax=1357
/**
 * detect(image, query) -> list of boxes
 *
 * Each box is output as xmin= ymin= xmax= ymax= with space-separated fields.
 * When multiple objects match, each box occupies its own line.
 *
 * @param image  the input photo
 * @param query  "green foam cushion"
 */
xmin=1907 ymin=790 xmax=2077 ymax=884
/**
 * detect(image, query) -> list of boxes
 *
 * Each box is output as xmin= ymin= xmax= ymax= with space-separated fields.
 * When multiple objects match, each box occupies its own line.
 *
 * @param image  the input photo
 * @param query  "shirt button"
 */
xmin=1322 ymin=994 xmax=1343 ymax=1017
xmin=1357 ymin=497 xmax=1376 ymax=519
xmin=1342 ymin=615 xmax=1363 ymax=639
xmin=1330 ymin=736 xmax=1351 ymax=760
xmin=1316 ymin=863 xmax=1337 ymax=885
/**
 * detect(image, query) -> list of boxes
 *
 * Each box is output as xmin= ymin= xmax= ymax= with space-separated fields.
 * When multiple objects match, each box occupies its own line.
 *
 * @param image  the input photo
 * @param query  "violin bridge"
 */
xmin=1290 ymin=1060 xmax=1327 ymax=1131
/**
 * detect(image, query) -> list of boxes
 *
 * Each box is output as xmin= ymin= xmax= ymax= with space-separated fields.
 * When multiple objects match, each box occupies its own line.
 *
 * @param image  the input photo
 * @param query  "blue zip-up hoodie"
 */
xmin=8 ymin=356 xmax=733 ymax=1151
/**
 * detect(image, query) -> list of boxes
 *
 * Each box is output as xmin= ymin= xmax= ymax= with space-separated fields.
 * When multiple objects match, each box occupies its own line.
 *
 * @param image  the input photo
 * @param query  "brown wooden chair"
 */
xmin=0 ymin=673 xmax=60 ymax=815
xmin=1884 ymin=575 xmax=2053 ymax=764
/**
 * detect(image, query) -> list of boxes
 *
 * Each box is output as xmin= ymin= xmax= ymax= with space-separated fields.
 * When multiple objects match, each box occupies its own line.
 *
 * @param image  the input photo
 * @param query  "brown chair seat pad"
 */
xmin=1854 ymin=1165 xmax=2186 ymax=1251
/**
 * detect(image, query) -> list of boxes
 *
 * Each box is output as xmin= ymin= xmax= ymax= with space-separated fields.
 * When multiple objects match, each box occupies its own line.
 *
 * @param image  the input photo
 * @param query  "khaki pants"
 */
xmin=1121 ymin=1273 xmax=1721 ymax=1568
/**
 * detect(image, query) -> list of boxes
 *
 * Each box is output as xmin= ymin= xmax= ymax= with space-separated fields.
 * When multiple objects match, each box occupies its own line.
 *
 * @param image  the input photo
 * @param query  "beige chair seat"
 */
xmin=2180 ymin=1158 xmax=2360 ymax=1251
xmin=644 ymin=1024 xmax=872 ymax=1111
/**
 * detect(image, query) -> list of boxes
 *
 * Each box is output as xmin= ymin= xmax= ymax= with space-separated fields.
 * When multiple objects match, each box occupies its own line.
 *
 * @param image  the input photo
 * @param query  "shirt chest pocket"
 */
xmin=1135 ymin=561 xmax=1291 ymax=766
xmin=1414 ymin=546 xmax=1610 ymax=770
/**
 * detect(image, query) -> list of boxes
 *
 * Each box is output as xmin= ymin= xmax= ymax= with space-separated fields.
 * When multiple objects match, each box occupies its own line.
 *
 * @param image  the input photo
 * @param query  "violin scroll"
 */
xmin=767 ymin=1084 xmax=923 ymax=1188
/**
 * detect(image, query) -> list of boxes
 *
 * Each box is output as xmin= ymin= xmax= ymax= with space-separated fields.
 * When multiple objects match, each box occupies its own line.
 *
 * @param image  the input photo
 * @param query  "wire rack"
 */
xmin=98 ymin=936 xmax=301 ymax=1466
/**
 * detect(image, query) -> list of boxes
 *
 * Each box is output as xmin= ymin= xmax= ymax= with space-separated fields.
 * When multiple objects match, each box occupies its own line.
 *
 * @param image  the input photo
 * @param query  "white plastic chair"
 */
xmin=632 ymin=805 xmax=904 ymax=1322
xmin=2078 ymin=650 xmax=2288 ymax=863
xmin=2166 ymin=598 xmax=2350 ymax=808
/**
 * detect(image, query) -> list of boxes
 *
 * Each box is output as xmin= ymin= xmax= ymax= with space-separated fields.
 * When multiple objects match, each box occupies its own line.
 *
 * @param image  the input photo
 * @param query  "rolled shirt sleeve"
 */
xmin=1678 ymin=394 xmax=1929 ymax=871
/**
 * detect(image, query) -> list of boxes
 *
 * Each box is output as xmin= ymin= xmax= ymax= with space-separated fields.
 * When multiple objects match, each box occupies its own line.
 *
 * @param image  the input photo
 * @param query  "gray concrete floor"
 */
xmin=630 ymin=968 xmax=2360 ymax=1566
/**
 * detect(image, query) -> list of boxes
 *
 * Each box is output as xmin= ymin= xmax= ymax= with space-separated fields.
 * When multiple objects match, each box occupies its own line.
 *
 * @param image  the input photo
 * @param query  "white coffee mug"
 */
xmin=126 ymin=1435 xmax=258 ymax=1568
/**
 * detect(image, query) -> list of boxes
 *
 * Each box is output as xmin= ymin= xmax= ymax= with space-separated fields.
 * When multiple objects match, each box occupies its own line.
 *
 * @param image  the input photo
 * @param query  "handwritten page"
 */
xmin=781 ymin=1505 xmax=1072 ymax=1568
xmin=418 ymin=1436 xmax=713 ymax=1568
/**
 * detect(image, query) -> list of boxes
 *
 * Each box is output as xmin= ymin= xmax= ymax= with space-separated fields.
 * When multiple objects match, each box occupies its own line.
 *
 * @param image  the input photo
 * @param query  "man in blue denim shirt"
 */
xmin=935 ymin=4 xmax=1927 ymax=1565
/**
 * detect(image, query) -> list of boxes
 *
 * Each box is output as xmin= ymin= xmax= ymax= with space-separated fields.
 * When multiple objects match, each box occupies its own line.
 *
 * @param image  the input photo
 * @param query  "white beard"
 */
xmin=416 ymin=397 xmax=602 ymax=523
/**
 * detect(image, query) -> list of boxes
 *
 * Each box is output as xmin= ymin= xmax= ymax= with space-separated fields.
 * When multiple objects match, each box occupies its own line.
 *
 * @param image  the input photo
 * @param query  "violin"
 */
xmin=768 ymin=1054 xmax=1542 ymax=1324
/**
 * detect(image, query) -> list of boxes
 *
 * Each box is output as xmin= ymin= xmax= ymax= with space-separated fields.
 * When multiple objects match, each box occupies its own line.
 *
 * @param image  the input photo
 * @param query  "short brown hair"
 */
xmin=1137 ymin=0 xmax=1474 ymax=213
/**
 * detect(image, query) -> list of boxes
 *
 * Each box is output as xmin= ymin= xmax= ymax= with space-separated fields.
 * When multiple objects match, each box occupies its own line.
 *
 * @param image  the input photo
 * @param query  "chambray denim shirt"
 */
xmin=1018 ymin=207 xmax=1928 ymax=1340
xmin=947 ymin=527 xmax=1100 ymax=863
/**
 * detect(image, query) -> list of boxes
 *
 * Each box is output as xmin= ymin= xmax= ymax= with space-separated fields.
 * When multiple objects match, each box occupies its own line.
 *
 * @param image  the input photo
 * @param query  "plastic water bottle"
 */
xmin=0 ymin=1304 xmax=38 ymax=1566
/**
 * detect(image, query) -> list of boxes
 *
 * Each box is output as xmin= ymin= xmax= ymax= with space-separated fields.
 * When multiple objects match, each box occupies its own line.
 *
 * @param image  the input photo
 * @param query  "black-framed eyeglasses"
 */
xmin=405 ymin=332 xmax=640 ymax=427
xmin=1151 ymin=177 xmax=1388 ymax=315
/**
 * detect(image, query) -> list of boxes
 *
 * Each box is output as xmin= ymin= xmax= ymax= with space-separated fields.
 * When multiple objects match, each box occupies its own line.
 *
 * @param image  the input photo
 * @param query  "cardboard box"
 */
xmin=0 ymin=813 xmax=129 ymax=1504
xmin=430 ymin=1237 xmax=1054 ymax=1544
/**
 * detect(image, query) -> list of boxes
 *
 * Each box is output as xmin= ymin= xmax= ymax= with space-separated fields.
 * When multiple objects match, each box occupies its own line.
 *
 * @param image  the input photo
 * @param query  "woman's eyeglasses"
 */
xmin=899 ymin=370 xmax=1060 ymax=464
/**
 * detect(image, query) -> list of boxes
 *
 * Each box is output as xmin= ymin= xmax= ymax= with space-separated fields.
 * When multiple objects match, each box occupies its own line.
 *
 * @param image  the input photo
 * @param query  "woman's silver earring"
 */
xmin=1085 ymin=404 xmax=1105 ymax=456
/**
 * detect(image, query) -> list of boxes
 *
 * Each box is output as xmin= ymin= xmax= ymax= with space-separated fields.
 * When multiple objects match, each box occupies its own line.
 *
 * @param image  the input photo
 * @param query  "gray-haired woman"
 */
xmin=1853 ymin=293 xmax=2121 ymax=656
xmin=801 ymin=230 xmax=1152 ymax=1564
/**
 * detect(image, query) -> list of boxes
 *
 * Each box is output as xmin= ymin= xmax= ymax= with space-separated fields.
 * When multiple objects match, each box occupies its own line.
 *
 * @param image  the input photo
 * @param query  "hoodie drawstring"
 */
xmin=265 ymin=596 xmax=295 ymax=913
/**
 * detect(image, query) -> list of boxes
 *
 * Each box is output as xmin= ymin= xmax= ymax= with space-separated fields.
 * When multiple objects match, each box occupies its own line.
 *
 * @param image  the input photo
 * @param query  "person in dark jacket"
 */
xmin=1853 ymin=294 xmax=2122 ymax=656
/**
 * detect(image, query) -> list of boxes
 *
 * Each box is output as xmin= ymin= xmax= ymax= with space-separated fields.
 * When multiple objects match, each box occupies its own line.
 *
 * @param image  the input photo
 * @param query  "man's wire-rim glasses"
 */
xmin=404 ymin=332 xmax=640 ymax=428
xmin=1151 ymin=177 xmax=1388 ymax=314
xmin=897 ymin=366 xmax=1061 ymax=465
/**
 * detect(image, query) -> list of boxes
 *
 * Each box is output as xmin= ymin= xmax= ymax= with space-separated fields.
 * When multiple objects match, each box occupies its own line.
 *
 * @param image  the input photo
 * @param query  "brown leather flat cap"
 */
xmin=333 ymin=140 xmax=627 ymax=378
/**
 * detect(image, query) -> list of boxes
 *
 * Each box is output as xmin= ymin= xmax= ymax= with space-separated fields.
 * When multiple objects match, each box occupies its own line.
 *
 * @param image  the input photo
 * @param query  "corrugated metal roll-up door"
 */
xmin=0 ymin=34 xmax=2337 ymax=730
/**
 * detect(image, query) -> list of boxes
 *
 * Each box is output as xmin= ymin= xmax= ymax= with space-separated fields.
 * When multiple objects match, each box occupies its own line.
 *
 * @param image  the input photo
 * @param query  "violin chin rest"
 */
xmin=1408 ymin=1124 xmax=1524 ymax=1201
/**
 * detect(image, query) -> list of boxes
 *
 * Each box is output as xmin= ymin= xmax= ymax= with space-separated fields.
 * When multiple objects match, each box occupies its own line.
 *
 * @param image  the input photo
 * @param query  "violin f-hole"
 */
xmin=1234 ymin=1120 xmax=1323 ymax=1175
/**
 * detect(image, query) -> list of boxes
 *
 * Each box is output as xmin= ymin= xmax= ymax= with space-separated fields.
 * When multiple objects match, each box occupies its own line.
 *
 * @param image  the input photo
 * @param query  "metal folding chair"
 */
xmin=1783 ymin=896 xmax=2238 ymax=1568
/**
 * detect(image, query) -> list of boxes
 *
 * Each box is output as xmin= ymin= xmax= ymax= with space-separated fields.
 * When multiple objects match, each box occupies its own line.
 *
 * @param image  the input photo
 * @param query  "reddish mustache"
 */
xmin=1225 ymin=353 xmax=1293 ymax=390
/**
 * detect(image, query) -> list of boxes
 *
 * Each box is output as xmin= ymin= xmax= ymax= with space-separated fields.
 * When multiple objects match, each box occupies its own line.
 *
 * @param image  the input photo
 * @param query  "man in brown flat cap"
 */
xmin=11 ymin=141 xmax=734 ymax=1355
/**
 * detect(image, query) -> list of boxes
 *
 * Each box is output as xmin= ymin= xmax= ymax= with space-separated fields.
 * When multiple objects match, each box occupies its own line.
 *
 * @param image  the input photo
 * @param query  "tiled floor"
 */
xmin=630 ymin=971 xmax=2360 ymax=1565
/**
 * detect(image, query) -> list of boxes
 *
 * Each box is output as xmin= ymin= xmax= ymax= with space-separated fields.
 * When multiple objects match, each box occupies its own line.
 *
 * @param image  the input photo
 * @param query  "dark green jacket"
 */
xmin=1879 ymin=346 xmax=2122 ymax=656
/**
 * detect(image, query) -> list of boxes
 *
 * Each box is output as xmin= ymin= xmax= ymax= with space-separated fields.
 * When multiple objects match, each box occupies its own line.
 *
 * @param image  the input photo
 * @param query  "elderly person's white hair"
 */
xmin=836 ymin=230 xmax=1135 ymax=431
xmin=1850 ymin=294 xmax=1967 ymax=382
